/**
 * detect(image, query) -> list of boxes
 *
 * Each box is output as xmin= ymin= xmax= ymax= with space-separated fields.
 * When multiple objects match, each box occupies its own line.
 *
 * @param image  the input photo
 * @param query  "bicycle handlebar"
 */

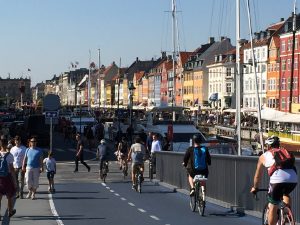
xmin=252 ymin=188 xmax=268 ymax=201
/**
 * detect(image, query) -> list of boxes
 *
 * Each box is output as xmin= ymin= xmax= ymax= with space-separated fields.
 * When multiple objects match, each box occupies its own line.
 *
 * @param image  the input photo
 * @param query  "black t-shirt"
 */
xmin=77 ymin=140 xmax=84 ymax=154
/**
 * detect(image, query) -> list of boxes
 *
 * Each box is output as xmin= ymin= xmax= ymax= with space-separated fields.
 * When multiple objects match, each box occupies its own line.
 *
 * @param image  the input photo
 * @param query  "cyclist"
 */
xmin=183 ymin=134 xmax=211 ymax=196
xmin=250 ymin=135 xmax=298 ymax=225
xmin=116 ymin=136 xmax=129 ymax=175
xmin=127 ymin=136 xmax=146 ymax=190
xmin=97 ymin=139 xmax=109 ymax=180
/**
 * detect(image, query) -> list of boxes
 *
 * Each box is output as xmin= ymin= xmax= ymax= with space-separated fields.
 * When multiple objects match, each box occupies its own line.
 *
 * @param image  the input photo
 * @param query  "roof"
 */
xmin=125 ymin=57 xmax=159 ymax=81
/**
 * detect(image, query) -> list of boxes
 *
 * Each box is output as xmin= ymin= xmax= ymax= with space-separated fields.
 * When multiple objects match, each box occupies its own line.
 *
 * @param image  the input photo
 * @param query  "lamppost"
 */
xmin=128 ymin=82 xmax=136 ymax=145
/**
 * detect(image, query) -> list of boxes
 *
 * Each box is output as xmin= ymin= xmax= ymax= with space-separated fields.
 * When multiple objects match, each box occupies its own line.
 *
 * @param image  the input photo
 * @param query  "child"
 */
xmin=43 ymin=151 xmax=56 ymax=193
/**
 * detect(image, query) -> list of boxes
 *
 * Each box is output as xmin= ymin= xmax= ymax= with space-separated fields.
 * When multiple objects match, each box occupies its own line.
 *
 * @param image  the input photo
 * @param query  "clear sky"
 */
xmin=0 ymin=0 xmax=297 ymax=86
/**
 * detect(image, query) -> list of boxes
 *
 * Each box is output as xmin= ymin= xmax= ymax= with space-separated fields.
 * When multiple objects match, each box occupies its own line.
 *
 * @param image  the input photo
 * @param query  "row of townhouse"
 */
xmin=34 ymin=15 xmax=300 ymax=113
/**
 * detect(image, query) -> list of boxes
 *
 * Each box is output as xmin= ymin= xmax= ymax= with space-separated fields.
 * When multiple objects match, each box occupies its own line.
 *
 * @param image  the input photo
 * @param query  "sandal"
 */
xmin=9 ymin=209 xmax=16 ymax=217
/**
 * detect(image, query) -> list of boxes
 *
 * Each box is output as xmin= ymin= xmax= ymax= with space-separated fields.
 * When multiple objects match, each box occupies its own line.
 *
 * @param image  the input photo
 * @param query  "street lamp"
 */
xmin=128 ymin=82 xmax=136 ymax=144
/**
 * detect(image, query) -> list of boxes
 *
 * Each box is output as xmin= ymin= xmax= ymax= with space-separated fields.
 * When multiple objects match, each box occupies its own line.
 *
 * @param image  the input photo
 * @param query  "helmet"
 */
xmin=100 ymin=139 xmax=105 ymax=144
xmin=265 ymin=135 xmax=280 ymax=148
xmin=192 ymin=134 xmax=203 ymax=144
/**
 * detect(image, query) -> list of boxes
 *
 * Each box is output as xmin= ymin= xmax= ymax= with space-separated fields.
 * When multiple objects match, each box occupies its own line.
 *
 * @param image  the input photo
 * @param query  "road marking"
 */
xmin=106 ymin=187 xmax=110 ymax=189
xmin=101 ymin=183 xmax=106 ymax=187
xmin=114 ymin=193 xmax=120 ymax=196
xmin=128 ymin=202 xmax=135 ymax=207
xmin=110 ymin=190 xmax=114 ymax=193
xmin=48 ymin=193 xmax=64 ymax=225
xmin=150 ymin=215 xmax=160 ymax=221
xmin=138 ymin=208 xmax=146 ymax=213
xmin=121 ymin=197 xmax=126 ymax=201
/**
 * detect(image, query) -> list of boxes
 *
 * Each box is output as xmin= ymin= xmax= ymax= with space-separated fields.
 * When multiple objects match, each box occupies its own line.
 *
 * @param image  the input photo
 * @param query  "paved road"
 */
xmin=1 ymin=132 xmax=262 ymax=225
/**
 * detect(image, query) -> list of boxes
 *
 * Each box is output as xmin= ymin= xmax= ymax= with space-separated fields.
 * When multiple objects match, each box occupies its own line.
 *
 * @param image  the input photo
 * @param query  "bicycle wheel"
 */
xmin=189 ymin=187 xmax=197 ymax=212
xmin=262 ymin=203 xmax=269 ymax=225
xmin=137 ymin=174 xmax=142 ymax=194
xmin=197 ymin=188 xmax=205 ymax=216
xmin=281 ymin=206 xmax=295 ymax=225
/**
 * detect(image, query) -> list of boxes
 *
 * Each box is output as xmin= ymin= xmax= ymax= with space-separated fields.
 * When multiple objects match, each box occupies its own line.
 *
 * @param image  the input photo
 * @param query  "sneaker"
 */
xmin=9 ymin=209 xmax=16 ymax=218
xmin=52 ymin=189 xmax=56 ymax=193
xmin=190 ymin=188 xmax=195 ymax=196
xmin=20 ymin=193 xmax=24 ymax=199
xmin=132 ymin=184 xmax=136 ymax=190
xmin=73 ymin=170 xmax=78 ymax=173
xmin=88 ymin=167 xmax=91 ymax=172
xmin=26 ymin=192 xmax=32 ymax=199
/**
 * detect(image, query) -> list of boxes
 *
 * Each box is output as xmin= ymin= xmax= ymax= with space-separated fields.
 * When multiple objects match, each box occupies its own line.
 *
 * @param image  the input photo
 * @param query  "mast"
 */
xmin=172 ymin=0 xmax=176 ymax=116
xmin=236 ymin=0 xmax=242 ymax=155
xmin=289 ymin=0 xmax=297 ymax=113
xmin=246 ymin=0 xmax=264 ymax=152
xmin=88 ymin=49 xmax=91 ymax=111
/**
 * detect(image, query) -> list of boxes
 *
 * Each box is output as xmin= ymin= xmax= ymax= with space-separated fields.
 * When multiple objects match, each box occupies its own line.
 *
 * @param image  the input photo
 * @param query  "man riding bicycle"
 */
xmin=128 ymin=136 xmax=146 ymax=190
xmin=183 ymin=134 xmax=211 ymax=196
xmin=250 ymin=135 xmax=298 ymax=225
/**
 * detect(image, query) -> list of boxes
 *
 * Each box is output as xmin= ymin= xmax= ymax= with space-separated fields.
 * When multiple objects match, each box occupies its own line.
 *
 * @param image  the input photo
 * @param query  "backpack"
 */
xmin=268 ymin=148 xmax=296 ymax=176
xmin=193 ymin=147 xmax=207 ymax=170
xmin=120 ymin=142 xmax=128 ymax=154
xmin=0 ymin=153 xmax=9 ymax=177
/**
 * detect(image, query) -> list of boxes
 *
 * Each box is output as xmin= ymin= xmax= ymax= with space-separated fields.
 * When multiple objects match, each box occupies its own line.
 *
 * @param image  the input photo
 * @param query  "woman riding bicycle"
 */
xmin=183 ymin=134 xmax=211 ymax=196
xmin=250 ymin=135 xmax=298 ymax=225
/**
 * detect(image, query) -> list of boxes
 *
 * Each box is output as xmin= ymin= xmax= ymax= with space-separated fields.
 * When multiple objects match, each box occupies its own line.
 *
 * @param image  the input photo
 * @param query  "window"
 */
xmin=226 ymin=83 xmax=232 ymax=93
xmin=295 ymin=57 xmax=298 ymax=70
xmin=261 ymin=64 xmax=266 ymax=73
xmin=281 ymin=41 xmax=286 ymax=52
xmin=294 ymin=77 xmax=298 ymax=90
xmin=262 ymin=79 xmax=266 ymax=91
xmin=288 ymin=39 xmax=292 ymax=51
xmin=296 ymin=37 xmax=298 ymax=50
xmin=281 ymin=78 xmax=286 ymax=90
xmin=245 ymin=80 xmax=249 ymax=91
xmin=282 ymin=60 xmax=286 ymax=71
xmin=287 ymin=59 xmax=291 ymax=70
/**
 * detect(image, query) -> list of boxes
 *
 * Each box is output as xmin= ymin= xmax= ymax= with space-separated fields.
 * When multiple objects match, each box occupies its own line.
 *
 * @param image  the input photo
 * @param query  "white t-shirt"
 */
xmin=0 ymin=151 xmax=14 ymax=173
xmin=43 ymin=157 xmax=56 ymax=172
xmin=10 ymin=145 xmax=27 ymax=168
xmin=263 ymin=151 xmax=298 ymax=184
xmin=151 ymin=140 xmax=162 ymax=153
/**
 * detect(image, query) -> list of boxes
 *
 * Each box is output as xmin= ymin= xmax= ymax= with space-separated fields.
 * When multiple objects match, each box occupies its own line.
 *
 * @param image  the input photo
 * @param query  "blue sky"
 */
xmin=0 ymin=0 xmax=297 ymax=85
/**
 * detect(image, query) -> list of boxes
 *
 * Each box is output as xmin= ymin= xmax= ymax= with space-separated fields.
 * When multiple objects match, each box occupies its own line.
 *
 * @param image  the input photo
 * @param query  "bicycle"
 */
xmin=134 ymin=165 xmax=143 ymax=194
xmin=189 ymin=174 xmax=207 ymax=216
xmin=253 ymin=188 xmax=295 ymax=225
xmin=121 ymin=158 xmax=128 ymax=179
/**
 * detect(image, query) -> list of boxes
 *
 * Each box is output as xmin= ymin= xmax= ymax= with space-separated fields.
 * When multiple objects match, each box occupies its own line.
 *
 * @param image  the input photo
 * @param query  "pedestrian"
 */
xmin=146 ymin=132 xmax=153 ymax=159
xmin=43 ymin=151 xmax=56 ymax=193
xmin=0 ymin=138 xmax=17 ymax=218
xmin=10 ymin=135 xmax=26 ymax=199
xmin=74 ymin=133 xmax=91 ymax=173
xmin=22 ymin=136 xmax=44 ymax=200
xmin=96 ymin=139 xmax=109 ymax=179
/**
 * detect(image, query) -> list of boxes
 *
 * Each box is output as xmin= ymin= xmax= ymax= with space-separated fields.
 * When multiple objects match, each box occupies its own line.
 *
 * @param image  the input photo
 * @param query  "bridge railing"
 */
xmin=156 ymin=152 xmax=300 ymax=222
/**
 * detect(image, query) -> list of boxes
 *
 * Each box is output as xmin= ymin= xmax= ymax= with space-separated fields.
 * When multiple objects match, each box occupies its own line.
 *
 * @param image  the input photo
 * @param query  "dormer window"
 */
xmin=215 ymin=55 xmax=218 ymax=63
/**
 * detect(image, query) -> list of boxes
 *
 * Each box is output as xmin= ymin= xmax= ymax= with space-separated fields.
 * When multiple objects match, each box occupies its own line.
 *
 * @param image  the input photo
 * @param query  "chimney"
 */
xmin=136 ymin=57 xmax=139 ymax=63
xmin=220 ymin=36 xmax=226 ymax=41
xmin=280 ymin=17 xmax=284 ymax=22
xmin=161 ymin=51 xmax=167 ymax=59
xmin=209 ymin=37 xmax=215 ymax=44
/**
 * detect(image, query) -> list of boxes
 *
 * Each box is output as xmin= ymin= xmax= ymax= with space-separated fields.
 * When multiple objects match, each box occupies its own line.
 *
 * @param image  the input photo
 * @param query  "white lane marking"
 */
xmin=150 ymin=215 xmax=160 ymax=221
xmin=128 ymin=202 xmax=135 ymax=207
xmin=121 ymin=197 xmax=127 ymax=201
xmin=48 ymin=193 xmax=64 ymax=225
xmin=101 ymin=183 xmax=106 ymax=187
xmin=114 ymin=193 xmax=120 ymax=196
xmin=106 ymin=187 xmax=110 ymax=189
xmin=110 ymin=190 xmax=114 ymax=193
xmin=138 ymin=208 xmax=146 ymax=213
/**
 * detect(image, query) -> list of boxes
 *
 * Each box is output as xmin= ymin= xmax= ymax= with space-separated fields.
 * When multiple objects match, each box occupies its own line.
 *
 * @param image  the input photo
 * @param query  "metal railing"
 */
xmin=156 ymin=152 xmax=300 ymax=223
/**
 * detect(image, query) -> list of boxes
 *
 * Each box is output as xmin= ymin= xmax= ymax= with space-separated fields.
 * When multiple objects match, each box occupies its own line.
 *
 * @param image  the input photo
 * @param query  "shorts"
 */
xmin=187 ymin=168 xmax=208 ymax=179
xmin=0 ymin=175 xmax=16 ymax=198
xmin=25 ymin=168 xmax=41 ymax=189
xmin=268 ymin=182 xmax=297 ymax=205
xmin=132 ymin=163 xmax=144 ymax=174
xmin=47 ymin=171 xmax=55 ymax=180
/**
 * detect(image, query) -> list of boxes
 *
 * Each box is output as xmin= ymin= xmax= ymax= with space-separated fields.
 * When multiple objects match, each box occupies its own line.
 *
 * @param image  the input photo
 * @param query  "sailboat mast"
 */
xmin=172 ymin=0 xmax=177 ymax=120
xmin=289 ymin=0 xmax=297 ymax=113
xmin=88 ymin=49 xmax=91 ymax=112
xmin=246 ymin=0 xmax=264 ymax=152
xmin=236 ymin=0 xmax=242 ymax=155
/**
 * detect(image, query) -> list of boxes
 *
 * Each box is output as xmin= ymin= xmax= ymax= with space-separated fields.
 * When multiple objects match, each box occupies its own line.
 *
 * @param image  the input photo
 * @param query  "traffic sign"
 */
xmin=45 ymin=111 xmax=58 ymax=118
xmin=43 ymin=94 xmax=60 ymax=111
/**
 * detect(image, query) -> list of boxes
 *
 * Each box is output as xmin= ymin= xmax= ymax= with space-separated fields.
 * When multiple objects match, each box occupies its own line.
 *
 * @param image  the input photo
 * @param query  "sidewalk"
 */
xmin=1 ymin=174 xmax=57 ymax=225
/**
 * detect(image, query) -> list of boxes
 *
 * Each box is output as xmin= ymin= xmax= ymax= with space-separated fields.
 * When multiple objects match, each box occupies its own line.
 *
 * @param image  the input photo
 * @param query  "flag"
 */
xmin=209 ymin=93 xmax=218 ymax=101
xmin=71 ymin=62 xmax=74 ymax=68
